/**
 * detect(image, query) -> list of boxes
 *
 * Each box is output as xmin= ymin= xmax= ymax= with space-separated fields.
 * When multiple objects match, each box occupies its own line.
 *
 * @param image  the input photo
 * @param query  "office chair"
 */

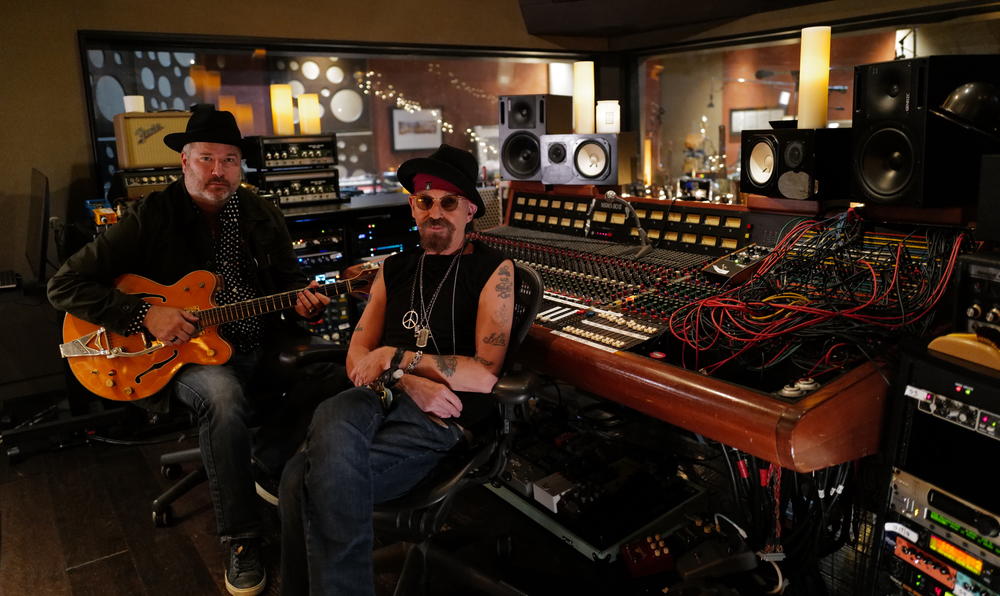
xmin=367 ymin=262 xmax=543 ymax=595
xmin=152 ymin=330 xmax=337 ymax=527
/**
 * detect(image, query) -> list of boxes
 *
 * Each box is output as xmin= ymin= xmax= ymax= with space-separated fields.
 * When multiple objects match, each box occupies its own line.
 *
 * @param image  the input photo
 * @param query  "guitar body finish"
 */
xmin=63 ymin=271 xmax=233 ymax=402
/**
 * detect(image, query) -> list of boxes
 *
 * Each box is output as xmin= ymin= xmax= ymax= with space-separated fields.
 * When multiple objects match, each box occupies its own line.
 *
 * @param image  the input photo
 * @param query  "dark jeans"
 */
xmin=279 ymin=386 xmax=463 ymax=596
xmin=173 ymin=350 xmax=344 ymax=542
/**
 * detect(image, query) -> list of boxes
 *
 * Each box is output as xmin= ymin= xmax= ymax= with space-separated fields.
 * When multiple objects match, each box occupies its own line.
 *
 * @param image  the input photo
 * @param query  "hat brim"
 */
xmin=397 ymin=157 xmax=485 ymax=218
xmin=163 ymin=132 xmax=256 ymax=156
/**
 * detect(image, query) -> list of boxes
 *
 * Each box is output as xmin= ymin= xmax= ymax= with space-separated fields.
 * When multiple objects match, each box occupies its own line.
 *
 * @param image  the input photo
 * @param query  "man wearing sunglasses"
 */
xmin=279 ymin=144 xmax=514 ymax=594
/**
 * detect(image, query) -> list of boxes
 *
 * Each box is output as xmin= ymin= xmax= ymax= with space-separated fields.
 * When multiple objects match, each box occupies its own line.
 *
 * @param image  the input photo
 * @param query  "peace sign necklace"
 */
xmin=401 ymin=244 xmax=464 ymax=348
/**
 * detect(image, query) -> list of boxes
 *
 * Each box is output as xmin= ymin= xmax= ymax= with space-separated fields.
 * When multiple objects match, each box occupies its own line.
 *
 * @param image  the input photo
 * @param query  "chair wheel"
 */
xmin=161 ymin=463 xmax=182 ymax=479
xmin=153 ymin=506 xmax=173 ymax=527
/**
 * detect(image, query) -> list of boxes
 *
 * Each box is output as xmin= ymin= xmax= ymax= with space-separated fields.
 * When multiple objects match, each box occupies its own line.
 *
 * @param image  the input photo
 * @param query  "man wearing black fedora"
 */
xmin=278 ymin=144 xmax=514 ymax=594
xmin=49 ymin=104 xmax=335 ymax=595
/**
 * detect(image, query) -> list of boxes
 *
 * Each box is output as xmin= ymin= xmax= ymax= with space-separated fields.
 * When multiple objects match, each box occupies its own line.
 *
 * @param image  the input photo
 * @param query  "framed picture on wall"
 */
xmin=392 ymin=108 xmax=442 ymax=151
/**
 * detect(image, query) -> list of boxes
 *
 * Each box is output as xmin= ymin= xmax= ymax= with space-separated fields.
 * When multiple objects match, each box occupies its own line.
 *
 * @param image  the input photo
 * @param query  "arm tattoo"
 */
xmin=474 ymin=355 xmax=494 ymax=367
xmin=495 ymin=264 xmax=512 ymax=300
xmin=483 ymin=332 xmax=508 ymax=347
xmin=433 ymin=354 xmax=458 ymax=377
xmin=354 ymin=324 xmax=365 ymax=333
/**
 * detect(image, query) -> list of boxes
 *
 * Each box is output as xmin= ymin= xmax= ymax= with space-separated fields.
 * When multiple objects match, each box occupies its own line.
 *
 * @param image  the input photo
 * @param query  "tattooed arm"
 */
xmin=402 ymin=259 xmax=514 ymax=393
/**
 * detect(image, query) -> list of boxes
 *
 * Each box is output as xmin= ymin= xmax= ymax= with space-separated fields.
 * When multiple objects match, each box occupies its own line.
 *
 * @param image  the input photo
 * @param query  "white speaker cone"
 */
xmin=575 ymin=140 xmax=608 ymax=178
xmin=748 ymin=140 xmax=776 ymax=185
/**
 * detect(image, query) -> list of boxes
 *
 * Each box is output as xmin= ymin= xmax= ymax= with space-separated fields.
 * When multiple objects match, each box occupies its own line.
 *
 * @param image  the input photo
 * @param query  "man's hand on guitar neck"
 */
xmin=144 ymin=306 xmax=200 ymax=345
xmin=294 ymin=280 xmax=331 ymax=319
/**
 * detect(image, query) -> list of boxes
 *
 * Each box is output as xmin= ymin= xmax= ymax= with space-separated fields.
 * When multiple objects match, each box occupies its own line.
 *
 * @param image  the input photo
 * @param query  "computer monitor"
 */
xmin=25 ymin=168 xmax=50 ymax=286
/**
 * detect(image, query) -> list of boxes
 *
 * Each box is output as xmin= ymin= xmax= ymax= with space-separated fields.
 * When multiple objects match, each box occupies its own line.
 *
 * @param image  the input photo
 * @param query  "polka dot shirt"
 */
xmin=123 ymin=195 xmax=262 ymax=353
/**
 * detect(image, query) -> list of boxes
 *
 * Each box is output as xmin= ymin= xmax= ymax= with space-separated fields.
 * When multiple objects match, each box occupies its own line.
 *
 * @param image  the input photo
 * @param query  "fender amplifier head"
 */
xmin=113 ymin=111 xmax=191 ymax=169
xmin=110 ymin=168 xmax=182 ymax=201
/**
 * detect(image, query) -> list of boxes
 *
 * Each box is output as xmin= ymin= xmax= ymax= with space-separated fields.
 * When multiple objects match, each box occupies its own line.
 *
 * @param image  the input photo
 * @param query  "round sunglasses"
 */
xmin=410 ymin=194 xmax=464 ymax=212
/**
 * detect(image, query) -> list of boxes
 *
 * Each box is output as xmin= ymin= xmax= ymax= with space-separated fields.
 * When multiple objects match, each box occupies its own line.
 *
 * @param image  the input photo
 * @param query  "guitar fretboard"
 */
xmin=196 ymin=279 xmax=350 ymax=328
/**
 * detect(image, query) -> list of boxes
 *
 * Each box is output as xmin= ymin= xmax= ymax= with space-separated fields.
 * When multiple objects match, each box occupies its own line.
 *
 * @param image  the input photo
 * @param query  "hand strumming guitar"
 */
xmin=144 ymin=305 xmax=200 ymax=345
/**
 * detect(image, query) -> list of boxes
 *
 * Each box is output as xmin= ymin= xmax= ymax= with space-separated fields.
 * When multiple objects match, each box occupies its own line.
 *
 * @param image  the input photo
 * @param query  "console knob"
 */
xmin=967 ymin=304 xmax=983 ymax=319
xmin=986 ymin=308 xmax=1000 ymax=323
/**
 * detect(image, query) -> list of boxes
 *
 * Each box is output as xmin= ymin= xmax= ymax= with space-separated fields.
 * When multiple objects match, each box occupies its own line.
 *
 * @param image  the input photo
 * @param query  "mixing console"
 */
xmin=474 ymin=226 xmax=725 ymax=352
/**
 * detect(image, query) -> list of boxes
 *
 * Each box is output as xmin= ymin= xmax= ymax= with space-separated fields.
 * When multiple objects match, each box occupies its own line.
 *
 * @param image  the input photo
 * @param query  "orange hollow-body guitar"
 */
xmin=61 ymin=266 xmax=376 ymax=402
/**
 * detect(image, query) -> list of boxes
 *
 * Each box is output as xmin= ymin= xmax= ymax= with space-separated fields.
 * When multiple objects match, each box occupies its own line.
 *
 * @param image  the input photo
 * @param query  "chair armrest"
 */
xmin=491 ymin=371 xmax=538 ymax=407
xmin=276 ymin=337 xmax=349 ymax=369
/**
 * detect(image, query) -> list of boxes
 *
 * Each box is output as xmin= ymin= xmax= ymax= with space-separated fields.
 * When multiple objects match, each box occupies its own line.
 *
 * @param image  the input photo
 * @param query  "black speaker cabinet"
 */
xmin=539 ymin=132 xmax=636 ymax=186
xmin=851 ymin=55 xmax=1000 ymax=206
xmin=976 ymin=155 xmax=1000 ymax=242
xmin=499 ymin=95 xmax=572 ymax=181
xmin=739 ymin=128 xmax=850 ymax=201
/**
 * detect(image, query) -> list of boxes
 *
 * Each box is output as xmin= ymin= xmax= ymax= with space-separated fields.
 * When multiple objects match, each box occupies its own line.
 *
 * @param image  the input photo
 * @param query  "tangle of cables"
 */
xmin=668 ymin=209 xmax=968 ymax=378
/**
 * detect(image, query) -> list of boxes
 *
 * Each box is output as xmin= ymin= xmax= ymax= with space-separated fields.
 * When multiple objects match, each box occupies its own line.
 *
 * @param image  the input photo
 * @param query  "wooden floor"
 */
xmin=0 ymin=428 xmax=629 ymax=596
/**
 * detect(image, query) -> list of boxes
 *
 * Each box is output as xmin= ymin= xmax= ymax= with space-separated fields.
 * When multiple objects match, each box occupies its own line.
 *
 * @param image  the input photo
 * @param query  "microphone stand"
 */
xmin=605 ymin=190 xmax=652 ymax=259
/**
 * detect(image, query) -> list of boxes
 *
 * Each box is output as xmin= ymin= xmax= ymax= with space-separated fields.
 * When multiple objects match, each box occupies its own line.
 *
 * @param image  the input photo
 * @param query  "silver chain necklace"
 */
xmin=402 ymin=244 xmax=464 ymax=348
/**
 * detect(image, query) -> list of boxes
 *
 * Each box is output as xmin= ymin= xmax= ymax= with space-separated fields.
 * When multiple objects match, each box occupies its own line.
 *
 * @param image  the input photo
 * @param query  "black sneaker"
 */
xmin=225 ymin=539 xmax=266 ymax=595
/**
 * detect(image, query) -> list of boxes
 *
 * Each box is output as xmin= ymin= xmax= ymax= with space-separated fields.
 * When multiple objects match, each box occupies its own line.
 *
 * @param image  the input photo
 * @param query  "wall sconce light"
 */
xmin=797 ymin=26 xmax=832 ymax=129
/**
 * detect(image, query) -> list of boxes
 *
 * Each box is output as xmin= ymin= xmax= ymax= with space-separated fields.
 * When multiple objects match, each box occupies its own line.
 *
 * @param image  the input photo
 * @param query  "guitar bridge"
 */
xmin=60 ymin=327 xmax=166 ymax=359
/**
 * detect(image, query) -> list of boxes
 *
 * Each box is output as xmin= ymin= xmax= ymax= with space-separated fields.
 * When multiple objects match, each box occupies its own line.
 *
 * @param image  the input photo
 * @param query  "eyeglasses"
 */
xmin=410 ymin=194 xmax=463 ymax=212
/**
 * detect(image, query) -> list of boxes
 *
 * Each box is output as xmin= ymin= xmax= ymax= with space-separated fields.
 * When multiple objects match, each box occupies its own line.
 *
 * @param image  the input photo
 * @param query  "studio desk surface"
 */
xmin=517 ymin=325 xmax=888 ymax=473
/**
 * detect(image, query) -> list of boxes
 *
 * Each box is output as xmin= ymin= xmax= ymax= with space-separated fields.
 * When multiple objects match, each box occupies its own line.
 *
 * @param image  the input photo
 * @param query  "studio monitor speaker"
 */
xmin=499 ymin=95 xmax=572 ymax=181
xmin=851 ymin=55 xmax=1000 ymax=206
xmin=740 ymin=128 xmax=850 ymax=201
xmin=539 ymin=132 xmax=636 ymax=186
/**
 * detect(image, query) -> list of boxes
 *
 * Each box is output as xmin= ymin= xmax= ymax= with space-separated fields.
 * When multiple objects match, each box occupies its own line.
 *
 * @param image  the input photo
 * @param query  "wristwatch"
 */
xmin=384 ymin=367 xmax=405 ymax=389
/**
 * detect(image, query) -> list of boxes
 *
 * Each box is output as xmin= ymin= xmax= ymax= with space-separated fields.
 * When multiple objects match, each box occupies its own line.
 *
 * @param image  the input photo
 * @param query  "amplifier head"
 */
xmin=246 ymin=168 xmax=342 ymax=207
xmin=113 ymin=112 xmax=191 ymax=169
xmin=110 ymin=168 xmax=182 ymax=200
xmin=244 ymin=134 xmax=338 ymax=170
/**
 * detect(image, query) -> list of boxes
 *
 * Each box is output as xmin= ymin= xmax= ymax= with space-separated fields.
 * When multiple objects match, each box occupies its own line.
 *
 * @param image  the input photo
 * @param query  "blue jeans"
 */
xmin=279 ymin=386 xmax=464 ymax=596
xmin=173 ymin=351 xmax=344 ymax=542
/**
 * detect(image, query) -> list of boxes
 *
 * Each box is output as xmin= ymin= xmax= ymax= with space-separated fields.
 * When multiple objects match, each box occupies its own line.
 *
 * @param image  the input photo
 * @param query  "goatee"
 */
xmin=419 ymin=218 xmax=456 ymax=253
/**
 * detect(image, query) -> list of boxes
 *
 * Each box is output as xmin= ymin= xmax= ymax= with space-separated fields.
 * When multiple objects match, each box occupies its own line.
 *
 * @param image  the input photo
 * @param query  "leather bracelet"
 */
xmin=405 ymin=350 xmax=423 ymax=373
xmin=388 ymin=347 xmax=405 ymax=370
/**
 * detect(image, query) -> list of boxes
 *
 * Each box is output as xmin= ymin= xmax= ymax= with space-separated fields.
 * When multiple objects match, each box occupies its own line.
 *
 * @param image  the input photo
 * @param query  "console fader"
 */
xmin=474 ymin=226 xmax=724 ymax=352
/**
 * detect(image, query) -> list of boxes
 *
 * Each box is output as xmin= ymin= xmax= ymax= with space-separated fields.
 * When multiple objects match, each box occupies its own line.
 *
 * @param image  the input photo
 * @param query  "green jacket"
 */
xmin=48 ymin=180 xmax=307 ymax=336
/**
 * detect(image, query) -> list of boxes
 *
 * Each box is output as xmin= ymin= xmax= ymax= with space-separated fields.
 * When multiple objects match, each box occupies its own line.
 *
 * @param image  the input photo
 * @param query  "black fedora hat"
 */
xmin=397 ymin=144 xmax=485 ymax=217
xmin=163 ymin=104 xmax=251 ymax=154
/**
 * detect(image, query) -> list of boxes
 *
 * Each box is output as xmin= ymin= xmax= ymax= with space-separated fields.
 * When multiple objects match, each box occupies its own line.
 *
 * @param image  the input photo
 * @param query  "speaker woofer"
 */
xmin=508 ymin=98 xmax=536 ymax=129
xmin=574 ymin=140 xmax=609 ymax=179
xmin=747 ymin=138 xmax=776 ymax=186
xmin=859 ymin=127 xmax=914 ymax=199
xmin=501 ymin=132 xmax=541 ymax=178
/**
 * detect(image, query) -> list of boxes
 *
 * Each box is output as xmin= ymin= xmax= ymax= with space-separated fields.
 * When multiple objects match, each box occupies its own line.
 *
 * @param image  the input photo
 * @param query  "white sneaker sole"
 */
xmin=225 ymin=570 xmax=266 ymax=595
xmin=255 ymin=481 xmax=279 ymax=507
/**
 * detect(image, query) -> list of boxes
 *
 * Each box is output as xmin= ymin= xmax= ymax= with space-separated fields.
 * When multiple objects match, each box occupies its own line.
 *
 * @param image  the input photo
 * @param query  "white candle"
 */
xmin=298 ymin=93 xmax=322 ymax=135
xmin=270 ymin=84 xmax=295 ymax=136
xmin=595 ymin=100 xmax=620 ymax=134
xmin=797 ymin=26 xmax=831 ymax=129
xmin=573 ymin=61 xmax=595 ymax=134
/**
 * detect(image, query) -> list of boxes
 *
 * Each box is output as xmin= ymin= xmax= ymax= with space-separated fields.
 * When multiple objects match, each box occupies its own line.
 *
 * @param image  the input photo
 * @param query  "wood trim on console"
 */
xmin=519 ymin=325 xmax=888 ymax=472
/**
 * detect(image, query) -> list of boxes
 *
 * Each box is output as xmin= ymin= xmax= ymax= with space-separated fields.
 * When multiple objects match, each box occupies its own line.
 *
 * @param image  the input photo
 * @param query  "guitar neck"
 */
xmin=197 ymin=278 xmax=350 ymax=328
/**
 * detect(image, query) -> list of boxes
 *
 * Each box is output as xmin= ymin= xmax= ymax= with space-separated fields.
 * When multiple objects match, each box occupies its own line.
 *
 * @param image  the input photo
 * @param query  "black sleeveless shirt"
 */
xmin=382 ymin=240 xmax=507 ymax=425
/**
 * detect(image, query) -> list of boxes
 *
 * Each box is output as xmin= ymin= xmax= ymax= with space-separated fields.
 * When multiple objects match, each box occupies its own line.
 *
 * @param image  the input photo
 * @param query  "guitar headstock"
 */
xmin=342 ymin=259 xmax=383 ymax=296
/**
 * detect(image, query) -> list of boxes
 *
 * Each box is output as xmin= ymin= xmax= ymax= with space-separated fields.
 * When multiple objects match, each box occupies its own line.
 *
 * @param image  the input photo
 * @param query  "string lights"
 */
xmin=354 ymin=65 xmax=496 ymax=154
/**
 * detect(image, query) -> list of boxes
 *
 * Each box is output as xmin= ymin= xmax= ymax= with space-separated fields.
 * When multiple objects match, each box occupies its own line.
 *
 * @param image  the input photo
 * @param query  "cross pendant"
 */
xmin=416 ymin=326 xmax=430 ymax=348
